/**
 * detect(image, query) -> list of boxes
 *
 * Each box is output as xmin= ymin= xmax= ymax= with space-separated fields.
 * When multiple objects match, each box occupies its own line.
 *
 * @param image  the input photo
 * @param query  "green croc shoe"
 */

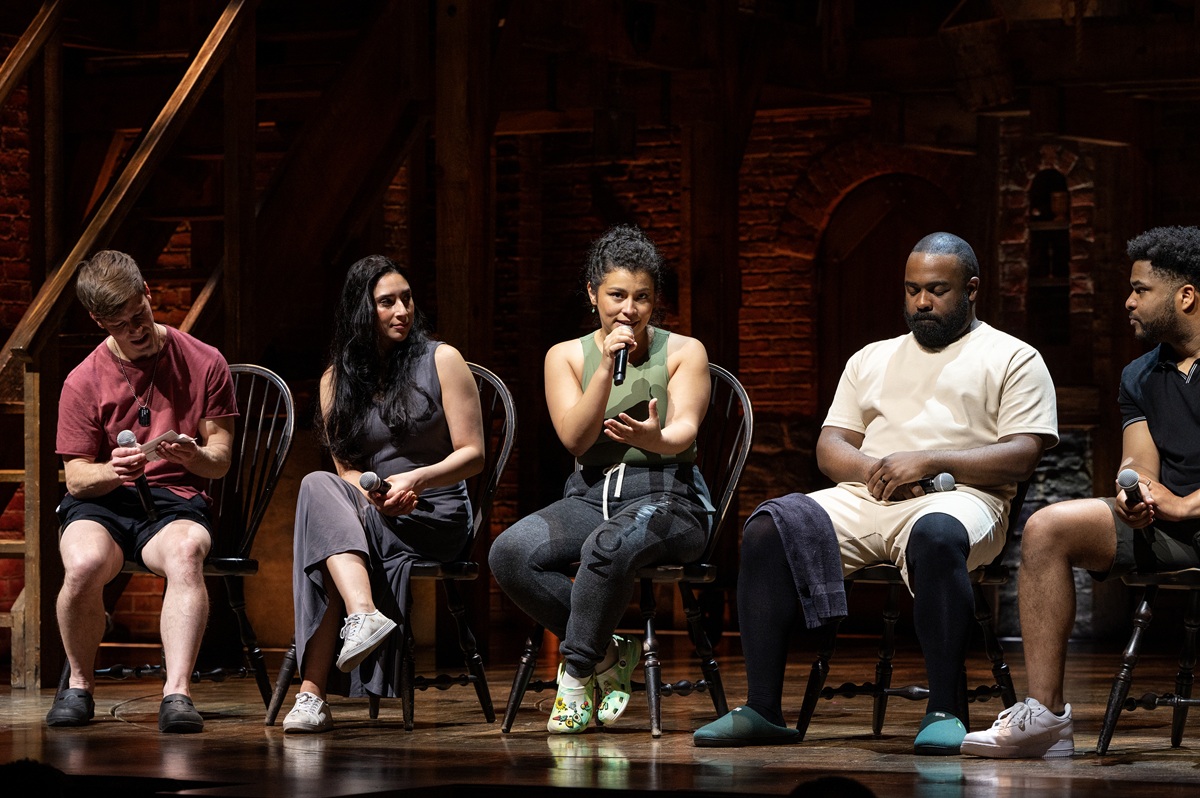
xmin=914 ymin=711 xmax=967 ymax=756
xmin=547 ymin=664 xmax=596 ymax=734
xmin=692 ymin=706 xmax=800 ymax=748
xmin=596 ymin=635 xmax=640 ymax=726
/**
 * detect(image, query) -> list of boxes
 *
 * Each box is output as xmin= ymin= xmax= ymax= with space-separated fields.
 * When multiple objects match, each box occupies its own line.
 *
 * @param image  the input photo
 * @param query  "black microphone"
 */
xmin=1117 ymin=469 xmax=1143 ymax=507
xmin=613 ymin=345 xmax=629 ymax=386
xmin=918 ymin=473 xmax=956 ymax=493
xmin=117 ymin=429 xmax=158 ymax=522
xmin=613 ymin=324 xmax=632 ymax=386
xmin=360 ymin=471 xmax=433 ymax=511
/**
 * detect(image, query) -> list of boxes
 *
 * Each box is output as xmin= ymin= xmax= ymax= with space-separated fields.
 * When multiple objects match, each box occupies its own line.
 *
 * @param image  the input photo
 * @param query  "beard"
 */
xmin=1132 ymin=303 xmax=1184 ymax=344
xmin=905 ymin=295 xmax=973 ymax=350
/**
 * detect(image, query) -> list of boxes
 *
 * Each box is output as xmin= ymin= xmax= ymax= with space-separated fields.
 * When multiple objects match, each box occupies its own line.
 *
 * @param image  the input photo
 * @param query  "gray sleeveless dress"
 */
xmin=292 ymin=340 xmax=472 ymax=698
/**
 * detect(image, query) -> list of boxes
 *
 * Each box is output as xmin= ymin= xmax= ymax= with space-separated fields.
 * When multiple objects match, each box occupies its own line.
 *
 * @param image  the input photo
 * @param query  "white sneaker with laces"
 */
xmin=283 ymin=691 xmax=333 ymax=734
xmin=960 ymin=697 xmax=1074 ymax=759
xmin=335 ymin=610 xmax=398 ymax=672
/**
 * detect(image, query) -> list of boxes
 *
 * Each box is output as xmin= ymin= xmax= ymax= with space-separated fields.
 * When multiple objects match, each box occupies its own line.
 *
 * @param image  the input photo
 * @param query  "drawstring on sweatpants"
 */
xmin=601 ymin=462 xmax=627 ymax=520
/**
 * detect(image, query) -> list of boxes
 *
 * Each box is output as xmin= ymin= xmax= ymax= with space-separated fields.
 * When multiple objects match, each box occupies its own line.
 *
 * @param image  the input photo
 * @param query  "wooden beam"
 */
xmin=223 ymin=9 xmax=256 ymax=362
xmin=434 ymin=0 xmax=495 ymax=665
xmin=0 ymin=0 xmax=62 ymax=110
xmin=27 ymin=19 xmax=63 ymax=290
xmin=681 ymin=4 xmax=759 ymax=369
xmin=18 ymin=337 xmax=62 ymax=691
xmin=435 ymin=0 xmax=494 ymax=362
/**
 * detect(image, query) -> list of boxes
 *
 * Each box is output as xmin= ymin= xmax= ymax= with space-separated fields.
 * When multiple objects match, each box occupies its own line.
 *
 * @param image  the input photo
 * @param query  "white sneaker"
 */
xmin=960 ymin=698 xmax=1074 ymax=759
xmin=335 ymin=610 xmax=398 ymax=672
xmin=283 ymin=692 xmax=333 ymax=734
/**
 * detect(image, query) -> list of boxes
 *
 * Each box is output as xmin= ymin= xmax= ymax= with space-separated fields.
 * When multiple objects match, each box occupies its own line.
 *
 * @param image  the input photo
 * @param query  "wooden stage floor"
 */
xmin=2 ymin=637 xmax=1199 ymax=797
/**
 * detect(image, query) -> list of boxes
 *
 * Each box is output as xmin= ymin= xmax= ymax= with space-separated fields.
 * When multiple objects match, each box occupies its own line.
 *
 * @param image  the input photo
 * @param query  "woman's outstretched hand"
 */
xmin=603 ymin=397 xmax=663 ymax=448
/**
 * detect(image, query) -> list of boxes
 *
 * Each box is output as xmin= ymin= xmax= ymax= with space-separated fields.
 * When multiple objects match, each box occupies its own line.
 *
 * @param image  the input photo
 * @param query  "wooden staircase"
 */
xmin=0 ymin=0 xmax=434 ymax=691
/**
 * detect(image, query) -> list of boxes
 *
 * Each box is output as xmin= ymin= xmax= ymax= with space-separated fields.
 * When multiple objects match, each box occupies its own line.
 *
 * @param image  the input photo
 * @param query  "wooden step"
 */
xmin=0 ymin=468 xmax=66 ymax=482
xmin=0 ymin=539 xmax=27 ymax=558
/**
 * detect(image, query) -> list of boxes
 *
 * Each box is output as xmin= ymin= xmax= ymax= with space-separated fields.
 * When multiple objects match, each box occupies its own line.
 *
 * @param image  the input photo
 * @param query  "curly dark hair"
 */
xmin=911 ymin=232 xmax=980 ymax=281
xmin=1127 ymin=226 xmax=1200 ymax=288
xmin=583 ymin=224 xmax=666 ymax=298
xmin=321 ymin=255 xmax=435 ymax=468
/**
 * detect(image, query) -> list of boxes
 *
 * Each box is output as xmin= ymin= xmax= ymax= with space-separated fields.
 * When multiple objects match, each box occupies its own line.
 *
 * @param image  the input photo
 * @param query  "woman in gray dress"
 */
xmin=282 ymin=255 xmax=484 ymax=733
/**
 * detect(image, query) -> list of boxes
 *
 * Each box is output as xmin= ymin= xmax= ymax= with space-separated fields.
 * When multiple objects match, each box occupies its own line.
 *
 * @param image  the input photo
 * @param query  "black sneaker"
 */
xmin=46 ymin=688 xmax=95 ymax=727
xmin=158 ymin=694 xmax=204 ymax=733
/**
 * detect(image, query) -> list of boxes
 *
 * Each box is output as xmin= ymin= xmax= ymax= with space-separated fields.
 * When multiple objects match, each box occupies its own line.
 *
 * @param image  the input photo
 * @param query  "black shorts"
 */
xmin=1089 ymin=497 xmax=1200 ymax=581
xmin=57 ymin=486 xmax=212 ymax=568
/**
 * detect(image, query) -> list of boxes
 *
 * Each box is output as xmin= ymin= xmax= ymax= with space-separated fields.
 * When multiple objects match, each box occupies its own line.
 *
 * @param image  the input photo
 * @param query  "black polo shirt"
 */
xmin=1119 ymin=343 xmax=1200 ymax=499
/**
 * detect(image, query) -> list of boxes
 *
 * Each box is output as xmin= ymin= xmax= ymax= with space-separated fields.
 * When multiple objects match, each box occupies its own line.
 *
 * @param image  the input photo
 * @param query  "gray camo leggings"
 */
xmin=489 ymin=463 xmax=711 ymax=678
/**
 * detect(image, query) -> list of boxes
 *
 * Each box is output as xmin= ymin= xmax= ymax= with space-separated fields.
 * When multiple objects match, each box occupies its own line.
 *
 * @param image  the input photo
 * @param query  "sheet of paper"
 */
xmin=140 ymin=430 xmax=194 ymax=462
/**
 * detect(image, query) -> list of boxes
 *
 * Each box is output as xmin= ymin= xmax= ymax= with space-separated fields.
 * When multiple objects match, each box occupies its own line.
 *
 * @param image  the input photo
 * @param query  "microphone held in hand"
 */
xmin=359 ymin=471 xmax=390 ymax=494
xmin=359 ymin=471 xmax=433 ymax=512
xmin=613 ymin=324 xmax=632 ymax=386
xmin=918 ymin=473 xmax=956 ymax=493
xmin=613 ymin=345 xmax=628 ymax=386
xmin=117 ymin=429 xmax=158 ymax=522
xmin=1117 ymin=469 xmax=1143 ymax=507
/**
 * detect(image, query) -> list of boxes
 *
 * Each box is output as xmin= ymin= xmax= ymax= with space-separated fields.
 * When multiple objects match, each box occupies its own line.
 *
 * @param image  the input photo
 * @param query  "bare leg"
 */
xmin=141 ymin=520 xmax=212 ymax=697
xmin=324 ymin=551 xmax=376 ymax=616
xmin=299 ymin=551 xmax=376 ymax=699
xmin=58 ymin=522 xmax=126 ymax=692
xmin=1018 ymin=499 xmax=1117 ymax=713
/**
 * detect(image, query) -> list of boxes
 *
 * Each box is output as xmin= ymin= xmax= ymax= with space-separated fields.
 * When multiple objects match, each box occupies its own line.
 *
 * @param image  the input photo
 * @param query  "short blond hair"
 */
xmin=75 ymin=250 xmax=145 ymax=319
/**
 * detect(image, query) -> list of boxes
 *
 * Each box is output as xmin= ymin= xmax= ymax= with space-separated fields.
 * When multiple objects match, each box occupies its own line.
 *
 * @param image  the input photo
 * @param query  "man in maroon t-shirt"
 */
xmin=46 ymin=250 xmax=238 ymax=734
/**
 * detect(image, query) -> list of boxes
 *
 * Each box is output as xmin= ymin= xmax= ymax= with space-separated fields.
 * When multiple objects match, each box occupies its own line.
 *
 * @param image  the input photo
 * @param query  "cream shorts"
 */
xmin=809 ymin=482 xmax=1006 ymax=591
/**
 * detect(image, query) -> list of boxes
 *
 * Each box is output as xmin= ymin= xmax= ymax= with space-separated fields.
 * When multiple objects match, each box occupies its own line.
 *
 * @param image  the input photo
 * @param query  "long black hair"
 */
xmin=321 ymin=255 xmax=434 ymax=467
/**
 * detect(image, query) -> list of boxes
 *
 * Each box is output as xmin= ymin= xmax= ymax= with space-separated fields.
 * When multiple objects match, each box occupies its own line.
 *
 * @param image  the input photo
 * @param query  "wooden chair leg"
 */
xmin=444 ymin=580 xmax=495 ymax=722
xmin=974 ymin=582 xmax=1017 ymax=708
xmin=872 ymin=583 xmax=900 ymax=737
xmin=797 ymin=619 xmax=840 ymax=741
xmin=1171 ymin=590 xmax=1200 ymax=747
xmin=500 ymin=624 xmax=545 ymax=733
xmin=680 ymin=581 xmax=727 ymax=717
xmin=1098 ymin=585 xmax=1157 ymax=755
xmin=640 ymin=579 xmax=664 ymax=738
xmin=401 ymin=621 xmax=416 ymax=731
xmin=265 ymin=640 xmax=297 ymax=726
xmin=225 ymin=575 xmax=272 ymax=707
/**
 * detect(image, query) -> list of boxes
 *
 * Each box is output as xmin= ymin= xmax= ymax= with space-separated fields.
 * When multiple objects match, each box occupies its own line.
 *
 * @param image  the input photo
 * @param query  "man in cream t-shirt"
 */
xmin=694 ymin=232 xmax=1058 ymax=754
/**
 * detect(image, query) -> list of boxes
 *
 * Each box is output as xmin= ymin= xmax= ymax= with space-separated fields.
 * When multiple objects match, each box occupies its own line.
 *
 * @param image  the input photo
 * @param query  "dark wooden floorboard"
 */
xmin=3 ymin=637 xmax=1199 ymax=797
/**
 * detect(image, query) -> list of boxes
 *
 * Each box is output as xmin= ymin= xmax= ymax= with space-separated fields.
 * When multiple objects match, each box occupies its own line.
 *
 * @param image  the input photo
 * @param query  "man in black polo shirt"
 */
xmin=962 ymin=225 xmax=1200 ymax=759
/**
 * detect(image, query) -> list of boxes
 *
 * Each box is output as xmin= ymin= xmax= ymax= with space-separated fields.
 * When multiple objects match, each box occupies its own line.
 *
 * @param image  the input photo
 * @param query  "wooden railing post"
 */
xmin=17 ymin=341 xmax=63 ymax=692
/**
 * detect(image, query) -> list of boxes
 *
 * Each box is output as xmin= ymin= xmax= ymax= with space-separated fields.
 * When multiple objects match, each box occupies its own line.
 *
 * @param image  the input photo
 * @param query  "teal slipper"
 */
xmin=913 ymin=711 xmax=966 ymax=756
xmin=692 ymin=706 xmax=800 ymax=748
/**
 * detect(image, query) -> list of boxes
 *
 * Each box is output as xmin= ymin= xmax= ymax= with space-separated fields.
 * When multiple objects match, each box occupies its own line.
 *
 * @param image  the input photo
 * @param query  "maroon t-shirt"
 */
xmin=56 ymin=327 xmax=238 ymax=501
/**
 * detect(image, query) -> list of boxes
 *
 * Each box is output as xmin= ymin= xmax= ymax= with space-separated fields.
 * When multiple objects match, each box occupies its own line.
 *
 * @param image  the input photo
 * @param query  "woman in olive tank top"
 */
xmin=491 ymin=225 xmax=714 ymax=734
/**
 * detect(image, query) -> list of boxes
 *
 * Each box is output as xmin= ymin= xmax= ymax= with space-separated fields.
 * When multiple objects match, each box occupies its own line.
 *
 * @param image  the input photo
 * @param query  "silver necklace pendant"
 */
xmin=138 ymin=406 xmax=151 ymax=427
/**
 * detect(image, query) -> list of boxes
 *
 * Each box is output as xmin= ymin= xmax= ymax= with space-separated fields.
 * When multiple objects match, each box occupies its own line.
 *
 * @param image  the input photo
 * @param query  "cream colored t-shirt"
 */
xmin=822 ymin=321 xmax=1059 ymax=511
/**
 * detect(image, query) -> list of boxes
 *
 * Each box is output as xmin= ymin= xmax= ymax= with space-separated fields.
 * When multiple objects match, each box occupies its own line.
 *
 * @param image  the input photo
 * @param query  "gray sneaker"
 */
xmin=283 ymin=691 xmax=333 ymax=734
xmin=960 ymin=697 xmax=1074 ymax=759
xmin=335 ymin=610 xmax=398 ymax=672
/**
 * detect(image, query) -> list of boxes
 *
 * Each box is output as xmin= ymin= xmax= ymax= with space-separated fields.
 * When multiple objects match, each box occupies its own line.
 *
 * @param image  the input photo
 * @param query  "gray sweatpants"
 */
xmin=490 ymin=462 xmax=712 ymax=679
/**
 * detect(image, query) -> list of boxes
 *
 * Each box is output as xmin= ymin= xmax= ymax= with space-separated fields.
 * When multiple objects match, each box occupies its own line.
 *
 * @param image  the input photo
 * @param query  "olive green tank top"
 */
xmin=578 ymin=326 xmax=697 ymax=467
